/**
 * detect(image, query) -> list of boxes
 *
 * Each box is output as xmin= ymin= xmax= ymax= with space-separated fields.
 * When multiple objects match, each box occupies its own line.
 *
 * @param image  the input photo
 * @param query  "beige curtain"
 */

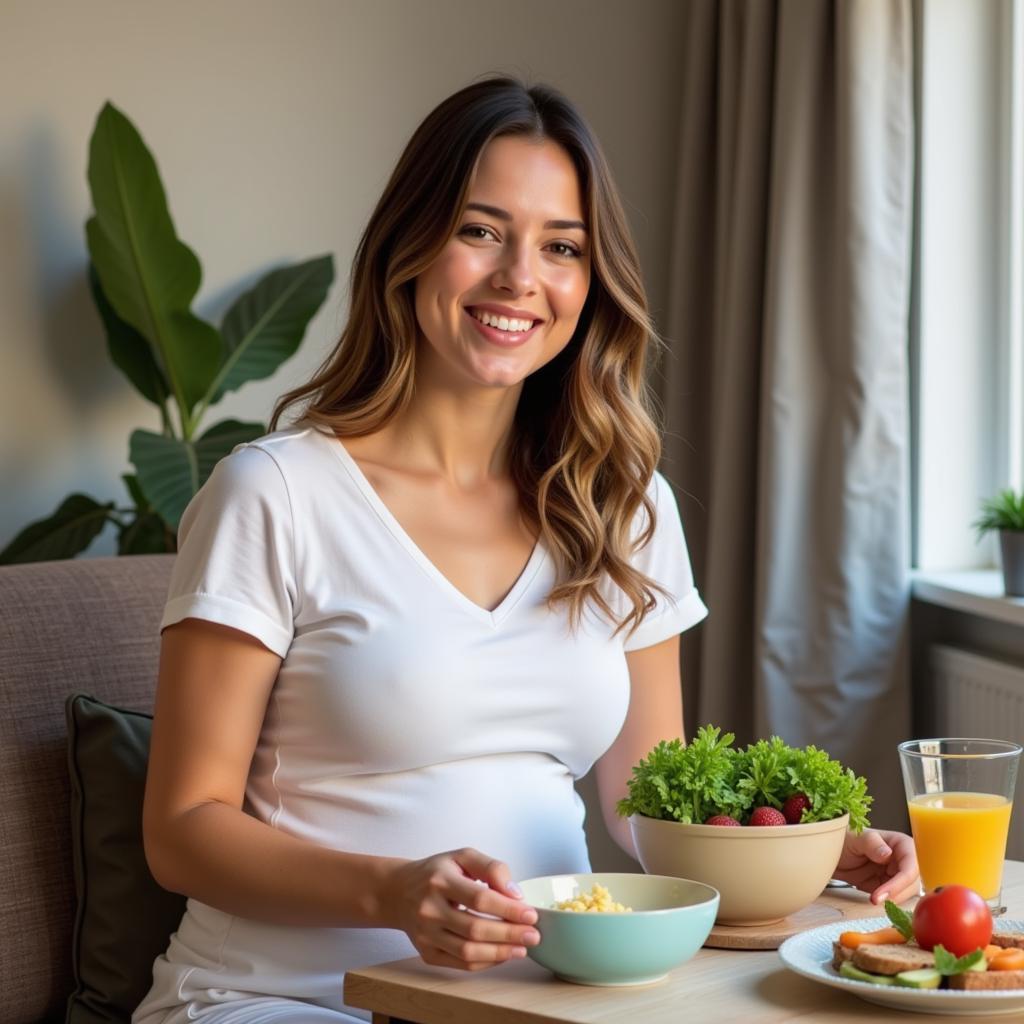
xmin=662 ymin=0 xmax=914 ymax=826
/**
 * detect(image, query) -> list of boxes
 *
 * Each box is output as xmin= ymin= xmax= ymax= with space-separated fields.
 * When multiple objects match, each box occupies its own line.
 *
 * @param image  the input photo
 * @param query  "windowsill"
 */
xmin=911 ymin=569 xmax=1024 ymax=628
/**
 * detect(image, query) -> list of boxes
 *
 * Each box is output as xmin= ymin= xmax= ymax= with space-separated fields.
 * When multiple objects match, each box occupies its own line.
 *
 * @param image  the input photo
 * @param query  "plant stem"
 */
xmin=160 ymin=401 xmax=174 ymax=437
xmin=189 ymin=396 xmax=208 ymax=437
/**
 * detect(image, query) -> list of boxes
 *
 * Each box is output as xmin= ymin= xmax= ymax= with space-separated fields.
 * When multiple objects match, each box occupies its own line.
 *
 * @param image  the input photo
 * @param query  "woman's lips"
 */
xmin=463 ymin=307 xmax=542 ymax=347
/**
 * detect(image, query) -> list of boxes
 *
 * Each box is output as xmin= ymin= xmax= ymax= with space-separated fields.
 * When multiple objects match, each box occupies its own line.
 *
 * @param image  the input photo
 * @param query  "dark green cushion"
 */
xmin=65 ymin=694 xmax=186 ymax=1024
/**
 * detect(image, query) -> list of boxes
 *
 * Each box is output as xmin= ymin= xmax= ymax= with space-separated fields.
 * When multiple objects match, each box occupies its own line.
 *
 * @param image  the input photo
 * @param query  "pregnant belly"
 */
xmin=245 ymin=750 xmax=592 ymax=880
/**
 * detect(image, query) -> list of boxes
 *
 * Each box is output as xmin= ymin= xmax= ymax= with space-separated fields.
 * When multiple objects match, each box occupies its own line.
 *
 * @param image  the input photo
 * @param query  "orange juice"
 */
xmin=907 ymin=791 xmax=1012 ymax=899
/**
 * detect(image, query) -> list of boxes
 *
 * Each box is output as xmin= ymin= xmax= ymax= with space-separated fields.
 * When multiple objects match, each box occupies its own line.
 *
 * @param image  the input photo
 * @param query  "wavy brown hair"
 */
xmin=272 ymin=75 xmax=667 ymax=638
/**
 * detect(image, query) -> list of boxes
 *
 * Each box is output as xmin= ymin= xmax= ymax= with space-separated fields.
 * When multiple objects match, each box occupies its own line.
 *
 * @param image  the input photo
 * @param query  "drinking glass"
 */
xmin=898 ymin=738 xmax=1021 ymax=913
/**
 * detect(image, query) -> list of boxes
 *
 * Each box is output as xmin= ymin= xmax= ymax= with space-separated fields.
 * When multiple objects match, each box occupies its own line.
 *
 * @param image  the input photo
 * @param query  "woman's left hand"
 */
xmin=833 ymin=828 xmax=920 ymax=905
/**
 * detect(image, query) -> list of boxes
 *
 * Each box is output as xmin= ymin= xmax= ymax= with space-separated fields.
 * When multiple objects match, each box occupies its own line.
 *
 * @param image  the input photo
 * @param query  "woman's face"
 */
xmin=414 ymin=135 xmax=591 ymax=392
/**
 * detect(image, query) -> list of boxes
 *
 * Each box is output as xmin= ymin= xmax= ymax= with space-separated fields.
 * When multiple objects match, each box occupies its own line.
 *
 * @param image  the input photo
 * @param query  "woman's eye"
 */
xmin=459 ymin=225 xmax=496 ymax=241
xmin=548 ymin=242 xmax=582 ymax=259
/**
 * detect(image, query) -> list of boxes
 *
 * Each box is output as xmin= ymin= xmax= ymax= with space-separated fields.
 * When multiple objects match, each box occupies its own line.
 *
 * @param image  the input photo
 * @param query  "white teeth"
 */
xmin=470 ymin=308 xmax=535 ymax=333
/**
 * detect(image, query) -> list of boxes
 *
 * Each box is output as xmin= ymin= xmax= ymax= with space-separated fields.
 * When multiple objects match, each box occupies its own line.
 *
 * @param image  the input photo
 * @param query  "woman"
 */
xmin=134 ymin=76 xmax=918 ymax=1024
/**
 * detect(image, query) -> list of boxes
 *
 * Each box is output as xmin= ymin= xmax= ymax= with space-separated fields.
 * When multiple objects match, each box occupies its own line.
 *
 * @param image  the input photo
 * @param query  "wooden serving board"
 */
xmin=703 ymin=883 xmax=897 ymax=950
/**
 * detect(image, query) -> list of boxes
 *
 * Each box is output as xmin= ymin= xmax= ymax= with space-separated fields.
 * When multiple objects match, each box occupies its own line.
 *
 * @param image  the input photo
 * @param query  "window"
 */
xmin=913 ymin=0 xmax=1021 ymax=573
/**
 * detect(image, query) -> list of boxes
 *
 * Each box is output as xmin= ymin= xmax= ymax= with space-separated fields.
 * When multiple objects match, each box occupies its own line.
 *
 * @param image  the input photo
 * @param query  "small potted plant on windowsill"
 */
xmin=974 ymin=488 xmax=1024 ymax=597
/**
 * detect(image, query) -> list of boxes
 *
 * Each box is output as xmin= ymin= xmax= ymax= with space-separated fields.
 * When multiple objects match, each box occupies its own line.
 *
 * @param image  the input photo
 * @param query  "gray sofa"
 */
xmin=0 ymin=555 xmax=175 ymax=1024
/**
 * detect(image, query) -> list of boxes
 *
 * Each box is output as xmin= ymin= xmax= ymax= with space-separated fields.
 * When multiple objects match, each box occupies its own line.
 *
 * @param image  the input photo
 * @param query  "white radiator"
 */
xmin=928 ymin=644 xmax=1024 ymax=859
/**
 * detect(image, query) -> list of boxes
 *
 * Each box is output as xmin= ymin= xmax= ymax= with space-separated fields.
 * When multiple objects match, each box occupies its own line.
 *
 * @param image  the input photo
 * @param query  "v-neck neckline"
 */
xmin=325 ymin=432 xmax=547 ymax=627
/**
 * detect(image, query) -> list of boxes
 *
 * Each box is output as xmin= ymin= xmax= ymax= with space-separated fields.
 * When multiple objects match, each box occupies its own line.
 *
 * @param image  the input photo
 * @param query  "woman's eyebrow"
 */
xmin=465 ymin=202 xmax=587 ymax=233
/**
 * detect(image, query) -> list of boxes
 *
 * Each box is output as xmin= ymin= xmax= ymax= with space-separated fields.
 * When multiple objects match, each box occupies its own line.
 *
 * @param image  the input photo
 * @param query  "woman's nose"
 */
xmin=491 ymin=244 xmax=537 ymax=296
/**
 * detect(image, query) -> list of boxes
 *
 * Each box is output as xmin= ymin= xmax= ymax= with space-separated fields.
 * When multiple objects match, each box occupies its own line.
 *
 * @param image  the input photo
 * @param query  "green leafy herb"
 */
xmin=616 ymin=723 xmax=872 ymax=831
xmin=735 ymin=736 xmax=795 ymax=809
xmin=884 ymin=900 xmax=915 ymax=941
xmin=785 ymin=745 xmax=872 ymax=833
xmin=932 ymin=944 xmax=985 ymax=976
xmin=615 ymin=727 xmax=745 ymax=824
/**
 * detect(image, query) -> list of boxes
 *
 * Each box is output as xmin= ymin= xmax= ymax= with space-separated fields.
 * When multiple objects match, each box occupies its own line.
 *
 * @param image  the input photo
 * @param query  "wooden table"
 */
xmin=344 ymin=860 xmax=1024 ymax=1023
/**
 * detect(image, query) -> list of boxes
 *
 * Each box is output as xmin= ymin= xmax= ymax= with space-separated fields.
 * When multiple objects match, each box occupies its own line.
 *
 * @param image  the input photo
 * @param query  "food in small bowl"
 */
xmin=552 ymin=881 xmax=632 ymax=913
xmin=619 ymin=726 xmax=871 ymax=926
xmin=516 ymin=872 xmax=719 ymax=986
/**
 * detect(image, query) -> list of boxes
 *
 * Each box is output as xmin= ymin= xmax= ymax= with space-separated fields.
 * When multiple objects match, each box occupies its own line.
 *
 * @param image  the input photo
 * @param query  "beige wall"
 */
xmin=1 ymin=0 xmax=686 ymax=870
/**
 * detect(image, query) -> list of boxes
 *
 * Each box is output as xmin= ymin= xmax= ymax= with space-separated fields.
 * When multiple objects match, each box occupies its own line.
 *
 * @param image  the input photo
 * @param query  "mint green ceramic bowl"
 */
xmin=517 ymin=872 xmax=719 ymax=986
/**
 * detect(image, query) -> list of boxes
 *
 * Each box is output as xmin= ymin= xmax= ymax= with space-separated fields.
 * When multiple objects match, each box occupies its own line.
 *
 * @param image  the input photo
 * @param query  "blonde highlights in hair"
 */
xmin=272 ymin=76 xmax=666 ymax=638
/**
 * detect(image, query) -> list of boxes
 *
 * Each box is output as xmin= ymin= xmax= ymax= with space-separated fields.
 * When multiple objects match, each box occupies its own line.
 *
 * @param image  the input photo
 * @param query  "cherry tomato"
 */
xmin=912 ymin=885 xmax=993 ymax=957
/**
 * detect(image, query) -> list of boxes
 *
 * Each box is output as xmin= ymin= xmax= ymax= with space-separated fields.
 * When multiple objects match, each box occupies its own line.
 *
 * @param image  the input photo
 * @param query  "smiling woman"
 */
xmin=132 ymin=75 xmax=713 ymax=1024
xmin=270 ymin=76 xmax=669 ymax=637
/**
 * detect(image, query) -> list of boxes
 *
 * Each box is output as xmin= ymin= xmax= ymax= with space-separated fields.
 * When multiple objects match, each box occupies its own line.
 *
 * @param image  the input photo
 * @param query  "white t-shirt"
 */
xmin=133 ymin=425 xmax=708 ymax=1022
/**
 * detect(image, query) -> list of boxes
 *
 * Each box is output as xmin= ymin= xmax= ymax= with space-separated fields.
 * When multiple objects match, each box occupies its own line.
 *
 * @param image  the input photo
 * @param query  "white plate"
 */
xmin=778 ymin=917 xmax=1024 ymax=1016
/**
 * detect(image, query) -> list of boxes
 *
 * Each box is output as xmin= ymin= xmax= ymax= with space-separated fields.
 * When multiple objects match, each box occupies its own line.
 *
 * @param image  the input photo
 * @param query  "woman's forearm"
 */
xmin=145 ymin=799 xmax=405 ymax=928
xmin=605 ymin=811 xmax=639 ymax=861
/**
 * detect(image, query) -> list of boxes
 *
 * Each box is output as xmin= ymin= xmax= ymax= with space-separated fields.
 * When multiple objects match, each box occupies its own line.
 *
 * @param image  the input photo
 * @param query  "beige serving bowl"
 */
xmin=628 ymin=811 xmax=850 ymax=925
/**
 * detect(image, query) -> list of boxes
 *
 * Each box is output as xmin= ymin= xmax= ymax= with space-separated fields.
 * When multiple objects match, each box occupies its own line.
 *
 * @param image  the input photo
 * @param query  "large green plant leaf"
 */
xmin=0 ymin=494 xmax=114 ymax=564
xmin=118 ymin=511 xmax=173 ymax=555
xmin=200 ymin=255 xmax=335 ymax=411
xmin=122 ymin=472 xmax=150 ymax=511
xmin=130 ymin=419 xmax=266 ymax=528
xmin=117 ymin=472 xmax=173 ymax=554
xmin=89 ymin=263 xmax=170 ymax=407
xmin=85 ymin=102 xmax=221 ymax=426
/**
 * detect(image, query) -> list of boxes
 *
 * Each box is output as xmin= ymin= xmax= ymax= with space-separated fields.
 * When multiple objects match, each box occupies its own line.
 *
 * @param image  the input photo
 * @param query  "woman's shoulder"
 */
xmin=187 ymin=425 xmax=336 ymax=520
xmin=634 ymin=468 xmax=681 ymax=532
xmin=216 ymin=424 xmax=336 ymax=481
xmin=648 ymin=467 xmax=674 ymax=502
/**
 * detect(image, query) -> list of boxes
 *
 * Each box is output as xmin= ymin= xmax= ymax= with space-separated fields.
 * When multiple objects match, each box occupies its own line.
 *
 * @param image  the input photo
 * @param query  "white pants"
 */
xmin=136 ymin=999 xmax=370 ymax=1024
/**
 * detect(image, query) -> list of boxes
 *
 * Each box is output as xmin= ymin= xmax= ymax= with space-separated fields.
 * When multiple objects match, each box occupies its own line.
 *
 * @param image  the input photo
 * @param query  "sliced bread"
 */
xmin=991 ymin=931 xmax=1024 ymax=950
xmin=948 ymin=969 xmax=1024 ymax=991
xmin=852 ymin=944 xmax=935 ymax=975
xmin=832 ymin=942 xmax=855 ymax=970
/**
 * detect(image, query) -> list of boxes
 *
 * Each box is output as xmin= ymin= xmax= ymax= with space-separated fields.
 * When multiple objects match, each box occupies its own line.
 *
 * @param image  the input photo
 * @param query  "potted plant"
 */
xmin=0 ymin=102 xmax=333 ymax=564
xmin=974 ymin=489 xmax=1024 ymax=597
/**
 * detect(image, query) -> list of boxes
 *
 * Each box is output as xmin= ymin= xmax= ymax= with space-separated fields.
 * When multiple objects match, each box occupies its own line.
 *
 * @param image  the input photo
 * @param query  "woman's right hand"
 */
xmin=380 ymin=847 xmax=541 ymax=971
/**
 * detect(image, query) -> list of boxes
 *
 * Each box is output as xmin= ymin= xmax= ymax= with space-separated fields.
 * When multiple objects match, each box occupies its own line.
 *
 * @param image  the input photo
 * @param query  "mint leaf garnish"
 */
xmin=933 ymin=944 xmax=985 ymax=976
xmin=933 ymin=946 xmax=956 ymax=974
xmin=951 ymin=949 xmax=985 ymax=974
xmin=884 ymin=900 xmax=914 ymax=941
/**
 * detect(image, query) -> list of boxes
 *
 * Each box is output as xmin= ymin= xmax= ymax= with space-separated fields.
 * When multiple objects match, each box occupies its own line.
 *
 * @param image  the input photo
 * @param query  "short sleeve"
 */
xmin=160 ymin=444 xmax=296 ymax=657
xmin=622 ymin=470 xmax=708 ymax=652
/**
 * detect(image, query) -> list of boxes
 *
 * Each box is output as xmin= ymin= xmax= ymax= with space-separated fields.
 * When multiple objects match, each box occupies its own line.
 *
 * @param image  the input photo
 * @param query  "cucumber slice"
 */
xmin=894 ymin=968 xmax=942 ymax=989
xmin=840 ymin=961 xmax=897 ymax=985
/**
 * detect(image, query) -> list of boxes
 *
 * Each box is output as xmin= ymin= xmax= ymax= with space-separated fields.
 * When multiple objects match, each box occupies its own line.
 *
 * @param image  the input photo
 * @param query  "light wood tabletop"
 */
xmin=344 ymin=860 xmax=1024 ymax=1023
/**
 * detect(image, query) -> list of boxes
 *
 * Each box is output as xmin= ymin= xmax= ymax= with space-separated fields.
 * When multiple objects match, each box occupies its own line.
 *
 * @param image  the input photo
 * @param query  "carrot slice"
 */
xmin=990 ymin=948 xmax=1024 ymax=971
xmin=839 ymin=927 xmax=908 ymax=949
xmin=984 ymin=944 xmax=1003 ymax=962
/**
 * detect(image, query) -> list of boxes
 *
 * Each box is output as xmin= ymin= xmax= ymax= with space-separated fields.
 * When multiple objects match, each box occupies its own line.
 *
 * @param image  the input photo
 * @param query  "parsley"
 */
xmin=614 ymin=727 xmax=745 ymax=824
xmin=933 ymin=944 xmax=985 ymax=976
xmin=884 ymin=899 xmax=915 ymax=941
xmin=787 ymin=745 xmax=872 ymax=833
xmin=616 ymin=724 xmax=872 ymax=832
xmin=735 ymin=736 xmax=795 ymax=810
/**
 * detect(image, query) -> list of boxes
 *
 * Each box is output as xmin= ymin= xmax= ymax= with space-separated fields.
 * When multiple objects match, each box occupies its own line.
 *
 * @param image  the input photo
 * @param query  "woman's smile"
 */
xmin=462 ymin=305 xmax=543 ymax=348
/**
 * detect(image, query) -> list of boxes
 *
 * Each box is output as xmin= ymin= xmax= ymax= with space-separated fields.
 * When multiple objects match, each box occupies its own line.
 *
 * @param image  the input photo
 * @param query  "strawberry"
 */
xmin=782 ymin=792 xmax=812 ymax=825
xmin=705 ymin=814 xmax=741 ymax=827
xmin=748 ymin=806 xmax=787 ymax=827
